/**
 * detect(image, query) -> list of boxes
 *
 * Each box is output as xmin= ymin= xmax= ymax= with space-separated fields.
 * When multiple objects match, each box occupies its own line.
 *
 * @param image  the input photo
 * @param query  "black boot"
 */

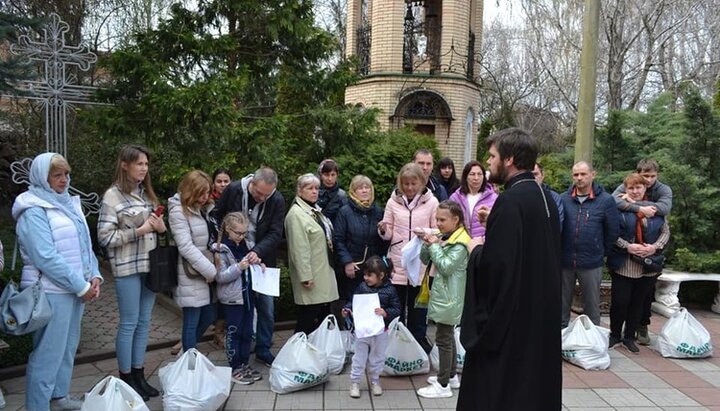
xmin=119 ymin=371 xmax=150 ymax=401
xmin=131 ymin=367 xmax=160 ymax=397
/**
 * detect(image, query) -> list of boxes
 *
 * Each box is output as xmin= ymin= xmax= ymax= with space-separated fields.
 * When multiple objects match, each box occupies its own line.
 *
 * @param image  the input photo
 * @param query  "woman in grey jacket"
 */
xmin=168 ymin=170 xmax=217 ymax=351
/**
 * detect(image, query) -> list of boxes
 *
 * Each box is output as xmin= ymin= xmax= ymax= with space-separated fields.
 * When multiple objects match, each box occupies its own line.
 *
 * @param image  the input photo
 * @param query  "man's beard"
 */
xmin=488 ymin=162 xmax=507 ymax=185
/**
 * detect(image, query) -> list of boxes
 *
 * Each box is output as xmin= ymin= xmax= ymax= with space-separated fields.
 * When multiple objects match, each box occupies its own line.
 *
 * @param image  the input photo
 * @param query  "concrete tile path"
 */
xmin=1 ymin=274 xmax=719 ymax=410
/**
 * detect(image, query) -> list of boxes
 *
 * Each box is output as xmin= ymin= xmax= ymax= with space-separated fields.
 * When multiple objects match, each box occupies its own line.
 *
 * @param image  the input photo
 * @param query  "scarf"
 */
xmin=348 ymin=184 xmax=374 ymax=209
xmin=296 ymin=197 xmax=334 ymax=252
xmin=635 ymin=212 xmax=646 ymax=244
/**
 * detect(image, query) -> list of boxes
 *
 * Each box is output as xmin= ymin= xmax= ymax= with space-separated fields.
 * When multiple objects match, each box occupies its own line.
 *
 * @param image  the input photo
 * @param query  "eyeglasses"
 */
xmin=227 ymin=228 xmax=247 ymax=237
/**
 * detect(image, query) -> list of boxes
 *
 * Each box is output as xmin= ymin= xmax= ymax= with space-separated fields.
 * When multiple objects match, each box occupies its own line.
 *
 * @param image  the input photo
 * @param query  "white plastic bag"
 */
xmin=81 ymin=376 xmax=149 ymax=411
xmin=269 ymin=332 xmax=329 ymax=394
xmin=382 ymin=317 xmax=430 ymax=376
xmin=401 ymin=236 xmax=423 ymax=286
xmin=340 ymin=329 xmax=356 ymax=354
xmin=655 ymin=308 xmax=713 ymax=358
xmin=308 ymin=314 xmax=346 ymax=374
xmin=561 ymin=315 xmax=611 ymax=370
xmin=158 ymin=348 xmax=232 ymax=411
xmin=428 ymin=328 xmax=465 ymax=373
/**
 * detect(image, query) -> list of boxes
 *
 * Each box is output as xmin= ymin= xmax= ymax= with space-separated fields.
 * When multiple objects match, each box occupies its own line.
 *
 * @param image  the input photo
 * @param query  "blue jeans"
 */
xmin=224 ymin=300 xmax=254 ymax=369
xmin=254 ymin=291 xmax=274 ymax=358
xmin=26 ymin=294 xmax=84 ymax=411
xmin=182 ymin=304 xmax=216 ymax=351
xmin=115 ymin=273 xmax=156 ymax=372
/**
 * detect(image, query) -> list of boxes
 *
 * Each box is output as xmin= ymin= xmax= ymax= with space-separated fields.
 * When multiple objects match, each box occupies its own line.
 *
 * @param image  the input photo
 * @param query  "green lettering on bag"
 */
xmin=561 ymin=350 xmax=577 ymax=358
xmin=384 ymin=357 xmax=424 ymax=372
xmin=292 ymin=370 xmax=328 ymax=384
xmin=676 ymin=342 xmax=711 ymax=356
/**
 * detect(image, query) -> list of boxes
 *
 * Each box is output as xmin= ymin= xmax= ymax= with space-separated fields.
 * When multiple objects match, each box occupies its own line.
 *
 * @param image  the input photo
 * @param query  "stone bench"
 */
xmin=651 ymin=269 xmax=720 ymax=317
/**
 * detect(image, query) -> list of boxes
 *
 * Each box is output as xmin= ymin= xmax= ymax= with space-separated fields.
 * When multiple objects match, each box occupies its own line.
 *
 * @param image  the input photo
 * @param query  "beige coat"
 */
xmin=284 ymin=197 xmax=339 ymax=305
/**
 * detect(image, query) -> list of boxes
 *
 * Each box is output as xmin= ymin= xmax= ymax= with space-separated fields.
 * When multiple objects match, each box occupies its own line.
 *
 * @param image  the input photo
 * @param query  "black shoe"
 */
xmin=608 ymin=335 xmax=622 ymax=348
xmin=131 ymin=367 xmax=160 ymax=397
xmin=623 ymin=339 xmax=640 ymax=353
xmin=256 ymin=353 xmax=275 ymax=367
xmin=119 ymin=371 xmax=150 ymax=401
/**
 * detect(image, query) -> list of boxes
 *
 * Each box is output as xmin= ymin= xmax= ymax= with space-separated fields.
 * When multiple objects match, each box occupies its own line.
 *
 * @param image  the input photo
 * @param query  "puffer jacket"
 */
xmin=421 ymin=227 xmax=470 ymax=325
xmin=334 ymin=199 xmax=387 ymax=268
xmin=318 ymin=183 xmax=347 ymax=224
xmin=168 ymin=194 xmax=216 ymax=308
xmin=379 ymin=188 xmax=438 ymax=286
xmin=213 ymin=242 xmax=247 ymax=305
xmin=344 ymin=274 xmax=401 ymax=327
xmin=560 ymin=182 xmax=620 ymax=269
xmin=449 ymin=187 xmax=498 ymax=238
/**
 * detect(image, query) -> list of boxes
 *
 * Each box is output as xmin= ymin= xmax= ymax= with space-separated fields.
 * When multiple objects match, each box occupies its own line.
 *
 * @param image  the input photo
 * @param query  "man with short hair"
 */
xmin=533 ymin=163 xmax=564 ymax=228
xmin=413 ymin=149 xmax=448 ymax=202
xmin=612 ymin=158 xmax=673 ymax=344
xmin=560 ymin=162 xmax=620 ymax=327
xmin=212 ymin=167 xmax=286 ymax=367
xmin=458 ymin=128 xmax=561 ymax=410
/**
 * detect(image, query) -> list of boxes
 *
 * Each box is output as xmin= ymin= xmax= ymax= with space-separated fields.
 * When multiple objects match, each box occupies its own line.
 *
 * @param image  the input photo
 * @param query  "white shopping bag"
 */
xmin=308 ymin=315 xmax=346 ymax=375
xmin=561 ymin=315 xmax=611 ymax=370
xmin=158 ymin=348 xmax=232 ymax=411
xmin=269 ymin=332 xmax=330 ymax=394
xmin=340 ymin=329 xmax=356 ymax=354
xmin=655 ymin=308 xmax=713 ymax=358
xmin=428 ymin=328 xmax=465 ymax=373
xmin=382 ymin=317 xmax=430 ymax=376
xmin=401 ymin=236 xmax=423 ymax=286
xmin=81 ymin=376 xmax=149 ymax=411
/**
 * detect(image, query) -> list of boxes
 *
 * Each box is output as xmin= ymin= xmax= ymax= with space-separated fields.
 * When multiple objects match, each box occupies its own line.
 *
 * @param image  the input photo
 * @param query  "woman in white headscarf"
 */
xmin=12 ymin=153 xmax=102 ymax=411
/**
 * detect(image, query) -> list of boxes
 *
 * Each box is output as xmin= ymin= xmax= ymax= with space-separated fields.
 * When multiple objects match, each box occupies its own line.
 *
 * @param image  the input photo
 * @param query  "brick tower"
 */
xmin=345 ymin=0 xmax=483 ymax=165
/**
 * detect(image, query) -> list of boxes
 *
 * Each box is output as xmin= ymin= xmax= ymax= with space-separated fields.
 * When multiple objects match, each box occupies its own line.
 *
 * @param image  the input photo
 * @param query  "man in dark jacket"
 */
xmin=560 ymin=161 xmax=620 ymax=327
xmin=458 ymin=128 xmax=561 ymax=411
xmin=413 ymin=149 xmax=448 ymax=202
xmin=211 ymin=167 xmax=286 ymax=366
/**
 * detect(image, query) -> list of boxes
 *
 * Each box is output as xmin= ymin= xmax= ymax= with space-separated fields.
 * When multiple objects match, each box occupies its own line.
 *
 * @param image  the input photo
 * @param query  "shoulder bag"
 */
xmin=0 ymin=274 xmax=52 ymax=335
xmin=146 ymin=233 xmax=179 ymax=293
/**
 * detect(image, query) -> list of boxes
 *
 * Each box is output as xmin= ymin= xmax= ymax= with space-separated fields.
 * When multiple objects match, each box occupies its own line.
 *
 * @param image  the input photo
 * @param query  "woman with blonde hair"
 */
xmin=168 ymin=170 xmax=217 ymax=351
xmin=98 ymin=145 xmax=165 ymax=401
xmin=378 ymin=163 xmax=438 ymax=352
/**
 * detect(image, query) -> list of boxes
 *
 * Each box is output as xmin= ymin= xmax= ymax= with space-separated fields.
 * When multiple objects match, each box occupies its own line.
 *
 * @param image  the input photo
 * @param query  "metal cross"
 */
xmin=5 ymin=13 xmax=105 ymax=216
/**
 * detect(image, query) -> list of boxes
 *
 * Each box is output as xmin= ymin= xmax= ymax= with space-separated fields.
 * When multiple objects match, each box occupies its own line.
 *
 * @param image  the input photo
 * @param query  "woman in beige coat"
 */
xmin=285 ymin=173 xmax=339 ymax=335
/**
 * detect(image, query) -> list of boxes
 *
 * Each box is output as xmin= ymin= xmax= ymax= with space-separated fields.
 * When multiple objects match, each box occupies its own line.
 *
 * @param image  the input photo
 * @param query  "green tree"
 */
xmin=0 ymin=12 xmax=41 ymax=94
xmin=595 ymin=109 xmax=633 ymax=172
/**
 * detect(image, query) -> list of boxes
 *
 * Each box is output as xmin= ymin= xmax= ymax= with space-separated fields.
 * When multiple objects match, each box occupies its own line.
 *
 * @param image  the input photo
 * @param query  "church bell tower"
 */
xmin=345 ymin=0 xmax=483 ymax=165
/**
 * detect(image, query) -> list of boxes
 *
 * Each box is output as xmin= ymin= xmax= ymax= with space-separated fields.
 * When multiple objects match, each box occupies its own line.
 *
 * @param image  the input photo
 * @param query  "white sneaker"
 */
xmin=417 ymin=380 xmax=453 ymax=398
xmin=50 ymin=396 xmax=83 ymax=411
xmin=371 ymin=382 xmax=383 ymax=396
xmin=349 ymin=383 xmax=360 ymax=398
xmin=427 ymin=374 xmax=461 ymax=389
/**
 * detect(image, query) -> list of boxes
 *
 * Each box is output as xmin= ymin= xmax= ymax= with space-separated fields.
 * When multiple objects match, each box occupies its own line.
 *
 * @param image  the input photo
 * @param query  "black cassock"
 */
xmin=458 ymin=171 xmax=562 ymax=411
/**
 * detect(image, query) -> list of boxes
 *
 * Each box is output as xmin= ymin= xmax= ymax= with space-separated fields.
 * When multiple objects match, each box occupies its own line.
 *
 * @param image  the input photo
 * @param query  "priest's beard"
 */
xmin=488 ymin=162 xmax=508 ymax=185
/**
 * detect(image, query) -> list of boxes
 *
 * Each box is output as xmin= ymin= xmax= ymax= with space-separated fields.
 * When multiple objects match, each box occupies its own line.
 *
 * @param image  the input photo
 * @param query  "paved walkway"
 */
xmin=1 ymin=286 xmax=719 ymax=410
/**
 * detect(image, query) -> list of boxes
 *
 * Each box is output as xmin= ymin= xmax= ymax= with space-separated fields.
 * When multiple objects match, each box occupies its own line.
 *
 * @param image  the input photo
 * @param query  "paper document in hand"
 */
xmin=352 ymin=293 xmax=386 ymax=338
xmin=250 ymin=265 xmax=280 ymax=297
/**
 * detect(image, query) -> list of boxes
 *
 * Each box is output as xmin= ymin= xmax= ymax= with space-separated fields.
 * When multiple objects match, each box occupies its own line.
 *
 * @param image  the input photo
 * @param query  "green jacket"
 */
xmin=421 ymin=227 xmax=470 ymax=325
xmin=284 ymin=196 xmax=339 ymax=305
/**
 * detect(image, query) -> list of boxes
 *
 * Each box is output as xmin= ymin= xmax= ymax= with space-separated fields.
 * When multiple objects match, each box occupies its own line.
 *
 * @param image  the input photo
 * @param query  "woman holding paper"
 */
xmin=378 ymin=163 xmax=438 ymax=353
xmin=285 ymin=173 xmax=339 ymax=335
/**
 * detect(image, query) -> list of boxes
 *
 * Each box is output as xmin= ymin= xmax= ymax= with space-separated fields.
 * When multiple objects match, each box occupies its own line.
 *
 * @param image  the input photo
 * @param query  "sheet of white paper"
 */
xmin=250 ymin=265 xmax=280 ymax=297
xmin=352 ymin=293 xmax=386 ymax=339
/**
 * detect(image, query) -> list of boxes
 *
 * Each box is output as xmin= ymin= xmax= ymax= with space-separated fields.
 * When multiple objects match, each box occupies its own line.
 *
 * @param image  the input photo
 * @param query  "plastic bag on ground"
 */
xmin=655 ymin=308 xmax=713 ymax=358
xmin=81 ymin=376 xmax=149 ymax=411
xmin=308 ymin=314 xmax=346 ymax=374
xmin=382 ymin=317 xmax=430 ymax=376
xmin=269 ymin=332 xmax=329 ymax=394
xmin=158 ymin=348 xmax=231 ymax=411
xmin=561 ymin=315 xmax=611 ymax=370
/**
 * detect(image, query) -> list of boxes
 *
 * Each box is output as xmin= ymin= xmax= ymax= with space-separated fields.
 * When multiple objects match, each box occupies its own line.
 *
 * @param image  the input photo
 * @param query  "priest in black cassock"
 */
xmin=457 ymin=128 xmax=562 ymax=411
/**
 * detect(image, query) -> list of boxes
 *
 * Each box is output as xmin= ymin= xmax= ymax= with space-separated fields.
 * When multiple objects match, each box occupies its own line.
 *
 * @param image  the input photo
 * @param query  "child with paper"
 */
xmin=342 ymin=256 xmax=401 ymax=399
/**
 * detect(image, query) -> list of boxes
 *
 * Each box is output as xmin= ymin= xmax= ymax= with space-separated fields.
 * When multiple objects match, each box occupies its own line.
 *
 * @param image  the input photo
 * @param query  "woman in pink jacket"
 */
xmin=378 ymin=163 xmax=438 ymax=352
xmin=449 ymin=160 xmax=498 ymax=239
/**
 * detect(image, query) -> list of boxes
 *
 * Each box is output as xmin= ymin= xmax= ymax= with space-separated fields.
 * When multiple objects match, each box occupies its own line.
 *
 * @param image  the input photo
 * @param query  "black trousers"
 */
xmin=294 ymin=302 xmax=332 ymax=335
xmin=610 ymin=272 xmax=656 ymax=340
xmin=640 ymin=274 xmax=661 ymax=326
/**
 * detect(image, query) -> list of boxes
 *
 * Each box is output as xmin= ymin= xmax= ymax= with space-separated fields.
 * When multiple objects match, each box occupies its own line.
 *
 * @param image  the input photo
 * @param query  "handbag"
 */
xmin=181 ymin=257 xmax=203 ymax=279
xmin=0 ymin=275 xmax=52 ymax=336
xmin=146 ymin=233 xmax=179 ymax=293
xmin=631 ymin=253 xmax=665 ymax=273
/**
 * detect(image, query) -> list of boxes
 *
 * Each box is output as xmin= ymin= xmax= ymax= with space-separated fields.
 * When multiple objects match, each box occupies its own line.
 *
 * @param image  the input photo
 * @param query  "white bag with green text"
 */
xmin=269 ymin=332 xmax=329 ymax=394
xmin=308 ymin=314 xmax=346 ymax=375
xmin=158 ymin=348 xmax=232 ymax=411
xmin=561 ymin=315 xmax=611 ymax=370
xmin=655 ymin=308 xmax=713 ymax=358
xmin=81 ymin=376 xmax=149 ymax=411
xmin=382 ymin=317 xmax=429 ymax=376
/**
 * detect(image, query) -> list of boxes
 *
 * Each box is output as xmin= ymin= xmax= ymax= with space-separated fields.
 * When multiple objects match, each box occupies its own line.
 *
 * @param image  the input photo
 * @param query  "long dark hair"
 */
xmin=459 ymin=160 xmax=489 ymax=195
xmin=112 ymin=144 xmax=159 ymax=205
xmin=363 ymin=255 xmax=393 ymax=282
xmin=436 ymin=157 xmax=458 ymax=184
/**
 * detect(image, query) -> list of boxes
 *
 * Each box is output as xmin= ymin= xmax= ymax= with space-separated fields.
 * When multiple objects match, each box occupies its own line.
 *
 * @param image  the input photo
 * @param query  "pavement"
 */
xmin=0 ymin=272 xmax=719 ymax=410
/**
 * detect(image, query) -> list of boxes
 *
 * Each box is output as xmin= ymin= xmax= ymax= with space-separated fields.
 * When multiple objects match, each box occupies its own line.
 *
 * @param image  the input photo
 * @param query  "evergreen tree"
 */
xmin=0 ymin=12 xmax=40 ymax=94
